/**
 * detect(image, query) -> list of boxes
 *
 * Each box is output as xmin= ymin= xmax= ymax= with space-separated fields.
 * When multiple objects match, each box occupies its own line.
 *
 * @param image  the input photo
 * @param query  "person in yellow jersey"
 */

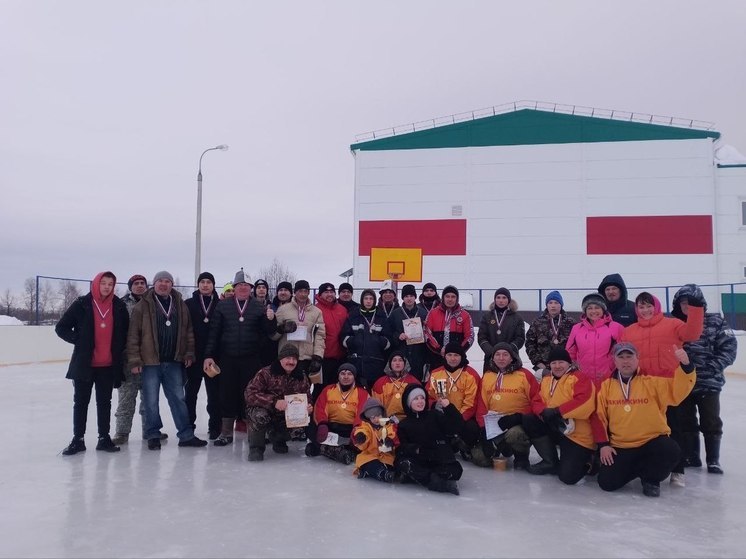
xmin=372 ymin=351 xmax=421 ymax=421
xmin=426 ymin=342 xmax=482 ymax=457
xmin=471 ymin=343 xmax=545 ymax=470
xmin=595 ymin=342 xmax=695 ymax=497
xmin=532 ymin=347 xmax=597 ymax=482
xmin=352 ymin=398 xmax=398 ymax=483
xmin=305 ymin=363 xmax=368 ymax=464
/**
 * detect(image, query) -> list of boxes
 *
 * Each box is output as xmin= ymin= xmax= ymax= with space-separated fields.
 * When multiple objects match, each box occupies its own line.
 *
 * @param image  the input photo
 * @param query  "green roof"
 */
xmin=350 ymin=108 xmax=720 ymax=151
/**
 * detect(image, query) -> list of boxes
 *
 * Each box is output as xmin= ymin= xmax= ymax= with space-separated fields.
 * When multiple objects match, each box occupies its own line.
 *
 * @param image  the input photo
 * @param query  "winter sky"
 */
xmin=2 ymin=1 xmax=746 ymax=294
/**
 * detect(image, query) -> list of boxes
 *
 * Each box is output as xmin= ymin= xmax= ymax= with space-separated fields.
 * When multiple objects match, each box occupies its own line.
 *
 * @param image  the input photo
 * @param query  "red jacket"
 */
xmin=315 ymin=296 xmax=349 ymax=360
xmin=425 ymin=303 xmax=474 ymax=353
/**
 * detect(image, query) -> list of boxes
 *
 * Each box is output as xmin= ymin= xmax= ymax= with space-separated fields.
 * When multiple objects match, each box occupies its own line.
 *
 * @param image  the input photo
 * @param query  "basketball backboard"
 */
xmin=369 ymin=248 xmax=423 ymax=282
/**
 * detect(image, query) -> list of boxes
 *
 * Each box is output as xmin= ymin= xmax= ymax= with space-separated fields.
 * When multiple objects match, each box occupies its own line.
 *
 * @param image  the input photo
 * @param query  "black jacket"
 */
xmin=598 ymin=273 xmax=637 ymax=327
xmin=397 ymin=384 xmax=463 ymax=465
xmin=55 ymin=293 xmax=129 ymax=386
xmin=185 ymin=290 xmax=221 ymax=361
xmin=204 ymin=297 xmax=277 ymax=359
xmin=388 ymin=304 xmax=429 ymax=381
xmin=341 ymin=307 xmax=392 ymax=385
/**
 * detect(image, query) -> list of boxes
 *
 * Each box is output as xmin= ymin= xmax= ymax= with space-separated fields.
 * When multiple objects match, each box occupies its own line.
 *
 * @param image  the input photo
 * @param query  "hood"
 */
xmin=672 ymin=284 xmax=707 ymax=320
xmin=401 ymin=383 xmax=429 ymax=418
xmin=358 ymin=397 xmax=385 ymax=424
xmin=635 ymin=294 xmax=662 ymax=319
xmin=359 ymin=289 xmax=377 ymax=309
xmin=488 ymin=299 xmax=519 ymax=312
xmin=384 ymin=350 xmax=411 ymax=377
xmin=91 ymin=271 xmax=116 ymax=304
xmin=598 ymin=273 xmax=629 ymax=303
xmin=485 ymin=342 xmax=522 ymax=373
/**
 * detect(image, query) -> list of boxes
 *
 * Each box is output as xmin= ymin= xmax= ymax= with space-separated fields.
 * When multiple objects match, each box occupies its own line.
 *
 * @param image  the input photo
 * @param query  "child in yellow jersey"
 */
xmin=531 ymin=347 xmax=597 ymax=483
xmin=471 ymin=343 xmax=545 ymax=470
xmin=426 ymin=342 xmax=482 ymax=457
xmin=372 ymin=351 xmax=421 ymax=421
xmin=352 ymin=398 xmax=398 ymax=482
xmin=596 ymin=342 xmax=695 ymax=497
xmin=305 ymin=363 xmax=369 ymax=464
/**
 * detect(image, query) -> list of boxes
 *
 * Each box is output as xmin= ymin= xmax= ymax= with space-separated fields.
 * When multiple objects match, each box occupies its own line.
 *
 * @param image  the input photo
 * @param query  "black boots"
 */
xmin=62 ymin=437 xmax=86 ymax=456
xmin=96 ymin=434 xmax=121 ymax=453
xmin=248 ymin=431 xmax=265 ymax=462
xmin=427 ymin=472 xmax=459 ymax=495
xmin=320 ymin=444 xmax=355 ymax=464
xmin=513 ymin=451 xmax=530 ymax=471
xmin=642 ymin=481 xmax=661 ymax=497
xmin=528 ymin=436 xmax=559 ymax=475
xmin=705 ymin=436 xmax=723 ymax=474
xmin=683 ymin=432 xmax=703 ymax=468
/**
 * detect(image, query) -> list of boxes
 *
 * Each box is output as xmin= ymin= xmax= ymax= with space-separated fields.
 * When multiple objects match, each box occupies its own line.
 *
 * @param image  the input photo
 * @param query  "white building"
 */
xmin=349 ymin=101 xmax=746 ymax=313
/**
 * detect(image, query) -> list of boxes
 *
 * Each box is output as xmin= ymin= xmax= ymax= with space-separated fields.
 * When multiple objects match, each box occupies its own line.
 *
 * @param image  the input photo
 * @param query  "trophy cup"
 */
xmin=378 ymin=417 xmax=392 ymax=452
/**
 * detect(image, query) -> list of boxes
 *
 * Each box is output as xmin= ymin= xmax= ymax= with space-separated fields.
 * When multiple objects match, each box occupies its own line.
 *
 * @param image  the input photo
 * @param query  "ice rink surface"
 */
xmin=1 ymin=362 xmax=744 ymax=558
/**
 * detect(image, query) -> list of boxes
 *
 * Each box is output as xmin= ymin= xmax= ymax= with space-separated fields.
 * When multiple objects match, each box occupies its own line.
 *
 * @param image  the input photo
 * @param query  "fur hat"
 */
xmin=233 ymin=268 xmax=251 ymax=286
xmin=278 ymin=344 xmax=300 ymax=360
xmin=581 ymin=293 xmax=608 ymax=314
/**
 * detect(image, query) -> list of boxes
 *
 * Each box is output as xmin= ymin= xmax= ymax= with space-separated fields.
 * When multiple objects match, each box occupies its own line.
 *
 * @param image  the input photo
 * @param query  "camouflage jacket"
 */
xmin=121 ymin=292 xmax=141 ymax=317
xmin=682 ymin=313 xmax=737 ymax=393
xmin=525 ymin=310 xmax=576 ymax=369
xmin=245 ymin=362 xmax=312 ymax=410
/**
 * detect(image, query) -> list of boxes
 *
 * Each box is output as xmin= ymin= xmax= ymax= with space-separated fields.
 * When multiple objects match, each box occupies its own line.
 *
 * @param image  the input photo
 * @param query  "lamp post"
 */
xmin=195 ymin=144 xmax=229 ymax=285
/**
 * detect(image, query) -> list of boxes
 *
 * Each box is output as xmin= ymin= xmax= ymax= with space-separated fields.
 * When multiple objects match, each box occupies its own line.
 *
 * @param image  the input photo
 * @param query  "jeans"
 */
xmin=141 ymin=362 xmax=194 ymax=441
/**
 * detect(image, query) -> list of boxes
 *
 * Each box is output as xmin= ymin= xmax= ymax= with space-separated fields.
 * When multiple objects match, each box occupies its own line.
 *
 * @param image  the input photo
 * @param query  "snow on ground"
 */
xmin=1 ymin=361 xmax=745 ymax=558
xmin=0 ymin=315 xmax=23 ymax=326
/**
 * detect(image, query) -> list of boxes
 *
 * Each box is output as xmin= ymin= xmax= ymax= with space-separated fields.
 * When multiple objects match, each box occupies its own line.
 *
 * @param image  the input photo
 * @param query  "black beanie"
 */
xmin=254 ymin=279 xmax=268 ymax=290
xmin=318 ymin=282 xmax=335 ymax=294
xmin=547 ymin=347 xmax=572 ymax=364
xmin=442 ymin=285 xmax=459 ymax=299
xmin=423 ymin=282 xmax=437 ymax=292
xmin=294 ymin=280 xmax=310 ymax=291
xmin=277 ymin=281 xmax=293 ymax=293
xmin=197 ymin=272 xmax=215 ymax=286
xmin=494 ymin=287 xmax=511 ymax=302
xmin=339 ymin=282 xmax=354 ymax=293
xmin=401 ymin=284 xmax=417 ymax=298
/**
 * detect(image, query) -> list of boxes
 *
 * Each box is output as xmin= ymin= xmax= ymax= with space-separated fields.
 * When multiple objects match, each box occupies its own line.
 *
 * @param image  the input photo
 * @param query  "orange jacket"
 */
xmin=352 ymin=420 xmax=398 ymax=470
xmin=372 ymin=374 xmax=421 ymax=420
xmin=539 ymin=371 xmax=596 ymax=450
xmin=475 ymin=368 xmax=544 ymax=427
xmin=620 ymin=303 xmax=703 ymax=377
xmin=313 ymin=384 xmax=369 ymax=426
xmin=426 ymin=365 xmax=481 ymax=421
xmin=595 ymin=365 xmax=695 ymax=448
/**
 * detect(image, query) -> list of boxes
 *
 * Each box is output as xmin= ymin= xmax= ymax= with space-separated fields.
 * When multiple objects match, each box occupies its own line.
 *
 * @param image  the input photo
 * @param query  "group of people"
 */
xmin=55 ymin=270 xmax=737 ymax=497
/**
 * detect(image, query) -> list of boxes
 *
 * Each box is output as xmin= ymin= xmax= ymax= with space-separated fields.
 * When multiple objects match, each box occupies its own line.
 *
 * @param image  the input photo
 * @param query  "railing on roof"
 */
xmin=353 ymin=100 xmax=717 ymax=143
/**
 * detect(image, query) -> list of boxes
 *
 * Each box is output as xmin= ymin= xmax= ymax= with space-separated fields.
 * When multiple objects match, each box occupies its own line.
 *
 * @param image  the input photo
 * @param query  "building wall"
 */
xmin=353 ymin=137 xmax=746 ymax=312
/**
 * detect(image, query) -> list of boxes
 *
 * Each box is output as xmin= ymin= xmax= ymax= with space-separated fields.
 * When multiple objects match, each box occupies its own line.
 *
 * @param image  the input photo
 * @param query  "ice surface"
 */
xmin=1 ymin=361 xmax=745 ymax=559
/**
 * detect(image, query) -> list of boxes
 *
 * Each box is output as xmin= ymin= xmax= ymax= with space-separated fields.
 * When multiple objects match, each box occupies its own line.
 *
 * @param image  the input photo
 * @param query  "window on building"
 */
xmin=742 ymin=201 xmax=746 ymax=226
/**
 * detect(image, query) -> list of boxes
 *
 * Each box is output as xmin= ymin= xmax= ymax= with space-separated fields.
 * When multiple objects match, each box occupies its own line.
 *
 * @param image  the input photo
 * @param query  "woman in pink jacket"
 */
xmin=566 ymin=294 xmax=624 ymax=386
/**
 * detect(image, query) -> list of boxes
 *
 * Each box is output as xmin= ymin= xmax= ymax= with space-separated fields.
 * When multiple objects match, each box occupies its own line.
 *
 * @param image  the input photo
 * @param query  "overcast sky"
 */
xmin=2 ymin=1 xmax=745 ymax=297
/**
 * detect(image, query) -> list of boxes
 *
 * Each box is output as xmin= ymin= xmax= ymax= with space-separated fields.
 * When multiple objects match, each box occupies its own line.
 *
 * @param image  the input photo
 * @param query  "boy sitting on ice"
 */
xmin=352 ymin=398 xmax=398 ymax=483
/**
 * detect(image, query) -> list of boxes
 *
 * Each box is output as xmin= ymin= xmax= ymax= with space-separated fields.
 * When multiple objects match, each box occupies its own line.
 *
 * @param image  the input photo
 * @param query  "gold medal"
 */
xmin=624 ymin=404 xmax=631 ymax=412
xmin=341 ymin=403 xmax=347 ymax=409
xmin=494 ymin=394 xmax=502 ymax=401
xmin=395 ymin=393 xmax=401 ymax=399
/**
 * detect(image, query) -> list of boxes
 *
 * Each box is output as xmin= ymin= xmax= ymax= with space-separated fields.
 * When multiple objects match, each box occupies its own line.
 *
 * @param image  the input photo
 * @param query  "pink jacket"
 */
xmin=566 ymin=314 xmax=624 ymax=386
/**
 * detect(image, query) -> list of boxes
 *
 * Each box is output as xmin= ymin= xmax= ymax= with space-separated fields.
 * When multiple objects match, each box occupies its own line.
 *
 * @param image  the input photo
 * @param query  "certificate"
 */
xmin=403 ymin=317 xmax=425 ymax=345
xmin=284 ymin=393 xmax=310 ymax=428
xmin=287 ymin=325 xmax=308 ymax=342
xmin=483 ymin=411 xmax=505 ymax=440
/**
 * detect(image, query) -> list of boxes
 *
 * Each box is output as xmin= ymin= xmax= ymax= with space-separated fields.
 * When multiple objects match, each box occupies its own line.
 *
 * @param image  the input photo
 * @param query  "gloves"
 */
xmin=686 ymin=297 xmax=704 ymax=308
xmin=308 ymin=356 xmax=322 ymax=374
xmin=316 ymin=424 xmax=329 ymax=443
xmin=382 ymin=437 xmax=395 ymax=448
xmin=541 ymin=407 xmax=561 ymax=423
xmin=353 ymin=431 xmax=367 ymax=445
xmin=498 ymin=413 xmax=523 ymax=431
xmin=277 ymin=321 xmax=297 ymax=334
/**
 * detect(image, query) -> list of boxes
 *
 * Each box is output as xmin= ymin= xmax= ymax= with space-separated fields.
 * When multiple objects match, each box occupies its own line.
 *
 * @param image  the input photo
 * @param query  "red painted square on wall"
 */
xmin=586 ymin=215 xmax=713 ymax=254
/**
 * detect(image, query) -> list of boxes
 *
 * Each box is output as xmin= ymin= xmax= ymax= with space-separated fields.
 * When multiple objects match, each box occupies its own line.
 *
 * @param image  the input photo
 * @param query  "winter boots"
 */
xmin=642 ymin=481 xmax=661 ymax=497
xmin=111 ymin=433 xmax=129 ymax=446
xmin=248 ymin=431 xmax=265 ymax=462
xmin=214 ymin=418 xmax=235 ymax=446
xmin=268 ymin=429 xmax=290 ymax=454
xmin=513 ymin=451 xmax=530 ymax=471
xmin=528 ymin=436 xmax=558 ymax=475
xmin=705 ymin=435 xmax=723 ymax=474
xmin=62 ymin=437 xmax=86 ymax=456
xmin=96 ymin=434 xmax=121 ymax=453
xmin=427 ymin=472 xmax=459 ymax=495
xmin=319 ymin=444 xmax=355 ymax=465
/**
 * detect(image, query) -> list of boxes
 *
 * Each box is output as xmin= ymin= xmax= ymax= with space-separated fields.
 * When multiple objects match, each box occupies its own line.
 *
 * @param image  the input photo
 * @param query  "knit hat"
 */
xmin=360 ymin=398 xmax=385 ymax=421
xmin=545 ymin=290 xmax=563 ymax=307
xmin=491 ymin=342 xmax=520 ymax=362
xmin=318 ymin=282 xmax=335 ymax=294
xmin=294 ymin=280 xmax=310 ymax=292
xmin=581 ymin=293 xmax=608 ymax=314
xmin=613 ymin=342 xmax=638 ymax=357
xmin=339 ymin=282 xmax=354 ymax=294
xmin=278 ymin=344 xmax=300 ymax=360
xmin=254 ymin=279 xmax=269 ymax=290
xmin=222 ymin=282 xmax=234 ymax=295
xmin=277 ymin=281 xmax=293 ymax=293
xmin=401 ymin=284 xmax=417 ymax=298
xmin=494 ymin=287 xmax=511 ymax=302
xmin=197 ymin=272 xmax=215 ymax=286
xmin=153 ymin=271 xmax=174 ymax=284
xmin=405 ymin=387 xmax=427 ymax=408
xmin=233 ymin=268 xmax=250 ymax=286
xmin=443 ymin=341 xmax=466 ymax=359
xmin=128 ymin=274 xmax=147 ymax=290
xmin=422 ymin=282 xmax=437 ymax=292
xmin=547 ymin=347 xmax=572 ymax=364
xmin=337 ymin=362 xmax=358 ymax=377
xmin=442 ymin=285 xmax=459 ymax=299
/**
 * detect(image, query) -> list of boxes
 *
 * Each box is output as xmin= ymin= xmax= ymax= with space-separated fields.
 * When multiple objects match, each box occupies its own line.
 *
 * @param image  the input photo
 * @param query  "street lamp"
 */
xmin=195 ymin=144 xmax=229 ymax=285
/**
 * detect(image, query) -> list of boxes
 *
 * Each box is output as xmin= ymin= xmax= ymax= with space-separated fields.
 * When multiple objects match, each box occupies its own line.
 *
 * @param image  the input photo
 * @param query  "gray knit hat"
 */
xmin=152 ymin=271 xmax=174 ymax=284
xmin=278 ymin=344 xmax=300 ymax=360
xmin=360 ymin=398 xmax=385 ymax=420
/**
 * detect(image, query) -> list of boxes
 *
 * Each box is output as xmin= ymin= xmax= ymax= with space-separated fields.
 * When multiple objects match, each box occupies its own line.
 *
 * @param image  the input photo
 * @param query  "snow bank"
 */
xmin=0 ymin=326 xmax=71 ymax=365
xmin=0 ymin=315 xmax=23 ymax=326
